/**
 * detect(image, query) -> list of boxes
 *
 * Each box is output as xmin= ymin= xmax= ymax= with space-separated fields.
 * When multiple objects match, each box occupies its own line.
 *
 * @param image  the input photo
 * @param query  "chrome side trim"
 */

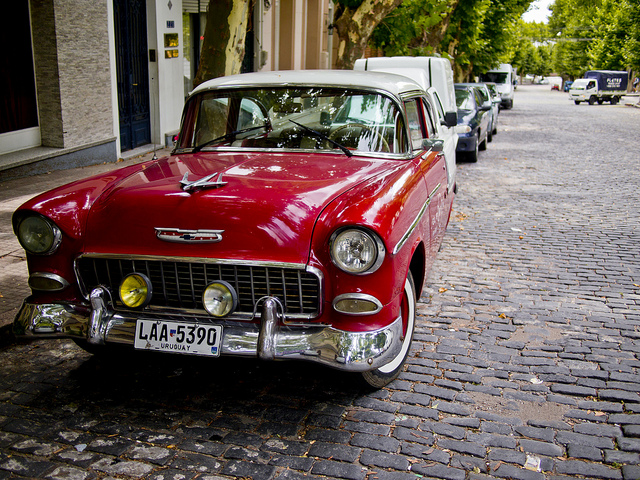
xmin=393 ymin=183 xmax=441 ymax=255
xmin=75 ymin=253 xmax=308 ymax=270
xmin=14 ymin=301 xmax=403 ymax=373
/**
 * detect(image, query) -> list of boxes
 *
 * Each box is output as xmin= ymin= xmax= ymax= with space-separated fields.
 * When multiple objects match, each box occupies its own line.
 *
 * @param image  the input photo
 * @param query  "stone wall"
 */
xmin=30 ymin=0 xmax=114 ymax=149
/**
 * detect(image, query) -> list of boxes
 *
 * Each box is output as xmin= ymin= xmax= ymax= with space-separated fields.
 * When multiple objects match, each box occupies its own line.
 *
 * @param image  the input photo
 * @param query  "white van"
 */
xmin=479 ymin=64 xmax=515 ymax=109
xmin=354 ymin=57 xmax=458 ymax=193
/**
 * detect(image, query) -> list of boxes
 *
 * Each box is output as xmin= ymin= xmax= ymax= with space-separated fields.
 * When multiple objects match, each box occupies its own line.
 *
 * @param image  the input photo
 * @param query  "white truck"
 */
xmin=353 ymin=56 xmax=458 ymax=193
xmin=479 ymin=64 xmax=515 ymax=109
xmin=569 ymin=70 xmax=629 ymax=105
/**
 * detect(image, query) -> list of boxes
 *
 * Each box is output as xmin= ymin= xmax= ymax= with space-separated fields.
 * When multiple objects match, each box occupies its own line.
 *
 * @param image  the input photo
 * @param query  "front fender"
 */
xmin=309 ymin=159 xmax=430 ymax=327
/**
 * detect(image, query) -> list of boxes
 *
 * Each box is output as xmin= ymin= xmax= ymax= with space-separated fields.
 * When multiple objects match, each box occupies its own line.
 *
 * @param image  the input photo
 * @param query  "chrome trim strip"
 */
xmin=332 ymin=293 xmax=383 ymax=316
xmin=393 ymin=183 xmax=441 ymax=255
xmin=75 ymin=253 xmax=308 ymax=270
xmin=14 ymin=301 xmax=402 ymax=373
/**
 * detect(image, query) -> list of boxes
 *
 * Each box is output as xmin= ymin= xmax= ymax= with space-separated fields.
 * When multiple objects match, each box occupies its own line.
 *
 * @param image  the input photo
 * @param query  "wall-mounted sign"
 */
xmin=164 ymin=33 xmax=179 ymax=47
xmin=167 ymin=20 xmax=175 ymax=28
xmin=165 ymin=49 xmax=179 ymax=59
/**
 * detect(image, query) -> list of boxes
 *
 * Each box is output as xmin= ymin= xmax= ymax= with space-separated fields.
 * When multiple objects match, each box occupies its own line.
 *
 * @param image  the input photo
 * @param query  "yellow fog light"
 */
xmin=203 ymin=281 xmax=237 ymax=317
xmin=333 ymin=294 xmax=382 ymax=315
xmin=119 ymin=273 xmax=152 ymax=308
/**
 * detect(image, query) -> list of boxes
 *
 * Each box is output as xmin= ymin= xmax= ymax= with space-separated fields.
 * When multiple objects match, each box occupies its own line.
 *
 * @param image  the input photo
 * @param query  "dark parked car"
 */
xmin=13 ymin=70 xmax=455 ymax=388
xmin=454 ymin=84 xmax=492 ymax=162
xmin=483 ymin=82 xmax=501 ymax=136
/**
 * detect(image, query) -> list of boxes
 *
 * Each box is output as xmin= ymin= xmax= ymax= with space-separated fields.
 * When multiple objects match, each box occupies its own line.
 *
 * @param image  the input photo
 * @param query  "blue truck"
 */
xmin=569 ymin=70 xmax=629 ymax=105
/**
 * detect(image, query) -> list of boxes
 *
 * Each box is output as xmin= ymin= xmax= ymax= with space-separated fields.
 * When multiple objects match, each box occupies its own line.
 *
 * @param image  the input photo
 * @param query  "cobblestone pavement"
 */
xmin=0 ymin=85 xmax=639 ymax=480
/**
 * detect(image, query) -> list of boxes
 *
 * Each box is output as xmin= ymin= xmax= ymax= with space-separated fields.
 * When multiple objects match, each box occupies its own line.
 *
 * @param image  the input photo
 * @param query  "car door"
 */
xmin=473 ymin=88 xmax=490 ymax=143
xmin=427 ymin=88 xmax=456 ymax=194
xmin=404 ymin=96 xmax=448 ymax=259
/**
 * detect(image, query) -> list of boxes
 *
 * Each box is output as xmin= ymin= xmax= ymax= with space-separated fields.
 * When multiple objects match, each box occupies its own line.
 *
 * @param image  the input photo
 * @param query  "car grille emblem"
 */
xmin=180 ymin=172 xmax=227 ymax=192
xmin=155 ymin=228 xmax=224 ymax=243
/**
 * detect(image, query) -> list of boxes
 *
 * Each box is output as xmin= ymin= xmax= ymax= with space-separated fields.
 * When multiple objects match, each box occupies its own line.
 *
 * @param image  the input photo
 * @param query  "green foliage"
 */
xmin=370 ymin=0 xmax=532 ymax=81
xmin=549 ymin=0 xmax=640 ymax=76
xmin=509 ymin=20 xmax=554 ymax=77
xmin=370 ymin=0 xmax=454 ymax=56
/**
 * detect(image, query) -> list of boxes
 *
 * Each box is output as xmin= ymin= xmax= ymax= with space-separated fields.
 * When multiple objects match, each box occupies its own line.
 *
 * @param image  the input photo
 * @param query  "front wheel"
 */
xmin=362 ymin=274 xmax=416 ymax=388
xmin=589 ymin=96 xmax=597 ymax=105
xmin=574 ymin=100 xmax=581 ymax=105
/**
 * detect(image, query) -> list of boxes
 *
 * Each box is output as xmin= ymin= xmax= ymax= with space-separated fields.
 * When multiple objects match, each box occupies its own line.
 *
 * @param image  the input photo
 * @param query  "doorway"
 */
xmin=113 ymin=0 xmax=151 ymax=151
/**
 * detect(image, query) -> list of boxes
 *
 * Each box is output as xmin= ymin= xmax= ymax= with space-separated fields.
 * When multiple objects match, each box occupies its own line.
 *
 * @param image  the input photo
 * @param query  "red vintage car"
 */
xmin=13 ymin=70 xmax=454 ymax=387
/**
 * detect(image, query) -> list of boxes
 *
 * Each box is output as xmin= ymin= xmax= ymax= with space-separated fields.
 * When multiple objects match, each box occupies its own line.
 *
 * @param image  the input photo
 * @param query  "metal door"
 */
xmin=114 ymin=0 xmax=151 ymax=151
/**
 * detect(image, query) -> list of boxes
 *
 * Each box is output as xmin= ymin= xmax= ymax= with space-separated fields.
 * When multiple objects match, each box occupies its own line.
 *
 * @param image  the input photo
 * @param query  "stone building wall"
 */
xmin=30 ymin=0 xmax=114 ymax=149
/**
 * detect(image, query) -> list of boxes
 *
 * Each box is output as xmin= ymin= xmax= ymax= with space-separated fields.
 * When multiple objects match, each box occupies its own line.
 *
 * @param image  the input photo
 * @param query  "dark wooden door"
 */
xmin=113 ymin=0 xmax=151 ymax=151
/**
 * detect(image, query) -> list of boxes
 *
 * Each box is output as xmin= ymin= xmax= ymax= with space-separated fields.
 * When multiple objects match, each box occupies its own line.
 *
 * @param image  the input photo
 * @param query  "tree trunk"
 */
xmin=194 ymin=0 xmax=252 ymax=88
xmin=423 ymin=0 xmax=460 ymax=50
xmin=333 ymin=0 xmax=403 ymax=69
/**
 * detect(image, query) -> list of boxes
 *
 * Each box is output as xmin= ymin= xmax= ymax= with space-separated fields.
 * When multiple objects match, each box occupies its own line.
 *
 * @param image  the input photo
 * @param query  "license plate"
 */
xmin=134 ymin=319 xmax=222 ymax=357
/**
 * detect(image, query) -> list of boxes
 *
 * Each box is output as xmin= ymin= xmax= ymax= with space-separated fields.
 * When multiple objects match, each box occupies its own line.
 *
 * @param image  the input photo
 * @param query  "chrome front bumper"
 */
xmin=14 ymin=287 xmax=402 ymax=372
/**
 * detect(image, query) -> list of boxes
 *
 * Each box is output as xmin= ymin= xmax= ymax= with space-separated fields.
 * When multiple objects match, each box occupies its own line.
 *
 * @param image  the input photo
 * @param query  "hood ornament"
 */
xmin=155 ymin=228 xmax=224 ymax=243
xmin=180 ymin=172 xmax=227 ymax=192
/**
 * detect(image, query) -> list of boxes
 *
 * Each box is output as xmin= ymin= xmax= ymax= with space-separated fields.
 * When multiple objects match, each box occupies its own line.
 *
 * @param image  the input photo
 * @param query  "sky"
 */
xmin=521 ymin=0 xmax=554 ymax=23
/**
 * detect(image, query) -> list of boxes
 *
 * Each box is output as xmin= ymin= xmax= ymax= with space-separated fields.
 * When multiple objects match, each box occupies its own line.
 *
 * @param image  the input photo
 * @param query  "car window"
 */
xmin=181 ymin=88 xmax=407 ymax=155
xmin=431 ymin=91 xmax=446 ymax=122
xmin=404 ymin=99 xmax=426 ymax=150
xmin=476 ymin=87 xmax=489 ymax=104
xmin=474 ymin=89 xmax=484 ymax=107
xmin=455 ymin=89 xmax=475 ymax=110
xmin=237 ymin=98 xmax=267 ymax=130
xmin=480 ymin=72 xmax=509 ymax=84
xmin=421 ymin=98 xmax=437 ymax=138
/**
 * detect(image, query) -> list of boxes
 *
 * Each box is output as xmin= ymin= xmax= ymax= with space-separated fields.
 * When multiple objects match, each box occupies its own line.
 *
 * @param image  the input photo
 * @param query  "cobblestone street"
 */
xmin=0 ymin=85 xmax=639 ymax=480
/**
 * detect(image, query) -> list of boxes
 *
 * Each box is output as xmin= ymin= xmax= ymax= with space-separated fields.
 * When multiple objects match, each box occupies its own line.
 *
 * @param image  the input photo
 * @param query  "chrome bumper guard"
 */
xmin=14 ymin=287 xmax=402 ymax=372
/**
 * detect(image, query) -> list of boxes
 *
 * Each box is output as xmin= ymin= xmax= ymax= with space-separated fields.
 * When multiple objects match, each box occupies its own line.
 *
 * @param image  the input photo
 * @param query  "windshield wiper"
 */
xmin=192 ymin=124 xmax=269 ymax=153
xmin=289 ymin=120 xmax=353 ymax=157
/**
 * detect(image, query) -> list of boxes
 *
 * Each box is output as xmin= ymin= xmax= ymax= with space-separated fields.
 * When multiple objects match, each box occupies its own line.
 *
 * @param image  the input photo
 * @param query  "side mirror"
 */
xmin=422 ymin=138 xmax=444 ymax=152
xmin=441 ymin=111 xmax=457 ymax=128
xmin=480 ymin=104 xmax=491 ymax=111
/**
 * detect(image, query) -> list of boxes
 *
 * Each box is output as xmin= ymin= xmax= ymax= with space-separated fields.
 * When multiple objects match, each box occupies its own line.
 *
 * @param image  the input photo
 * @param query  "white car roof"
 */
xmin=190 ymin=70 xmax=425 ymax=101
xmin=350 ymin=67 xmax=431 ymax=93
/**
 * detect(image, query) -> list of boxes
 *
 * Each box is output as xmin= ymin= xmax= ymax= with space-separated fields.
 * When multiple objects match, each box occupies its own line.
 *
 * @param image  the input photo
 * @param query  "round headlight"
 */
xmin=17 ymin=215 xmax=62 ymax=255
xmin=203 ymin=281 xmax=237 ymax=317
xmin=119 ymin=273 xmax=152 ymax=309
xmin=330 ymin=228 xmax=385 ymax=274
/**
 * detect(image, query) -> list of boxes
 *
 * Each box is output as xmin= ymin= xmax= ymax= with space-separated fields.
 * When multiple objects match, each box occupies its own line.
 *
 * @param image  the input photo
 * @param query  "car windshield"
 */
xmin=455 ymin=89 xmax=475 ymax=110
xmin=177 ymin=87 xmax=406 ymax=155
xmin=571 ymin=79 xmax=589 ymax=90
xmin=480 ymin=72 xmax=509 ymax=84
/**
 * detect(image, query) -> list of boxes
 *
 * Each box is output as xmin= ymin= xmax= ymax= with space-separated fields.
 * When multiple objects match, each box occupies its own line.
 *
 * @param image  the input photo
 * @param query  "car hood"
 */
xmin=82 ymin=151 xmax=399 ymax=264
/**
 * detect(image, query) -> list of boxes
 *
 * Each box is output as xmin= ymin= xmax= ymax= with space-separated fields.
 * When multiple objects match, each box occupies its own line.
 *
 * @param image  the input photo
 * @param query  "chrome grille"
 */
xmin=76 ymin=256 xmax=321 ymax=317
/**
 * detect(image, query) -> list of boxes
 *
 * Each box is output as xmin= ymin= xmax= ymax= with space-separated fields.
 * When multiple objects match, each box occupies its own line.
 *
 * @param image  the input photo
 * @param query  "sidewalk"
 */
xmin=0 ymin=146 xmax=172 ymax=331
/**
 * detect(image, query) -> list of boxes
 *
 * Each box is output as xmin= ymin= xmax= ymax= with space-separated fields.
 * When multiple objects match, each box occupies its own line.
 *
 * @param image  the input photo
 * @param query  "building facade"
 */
xmin=1 ymin=0 xmax=335 ymax=180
